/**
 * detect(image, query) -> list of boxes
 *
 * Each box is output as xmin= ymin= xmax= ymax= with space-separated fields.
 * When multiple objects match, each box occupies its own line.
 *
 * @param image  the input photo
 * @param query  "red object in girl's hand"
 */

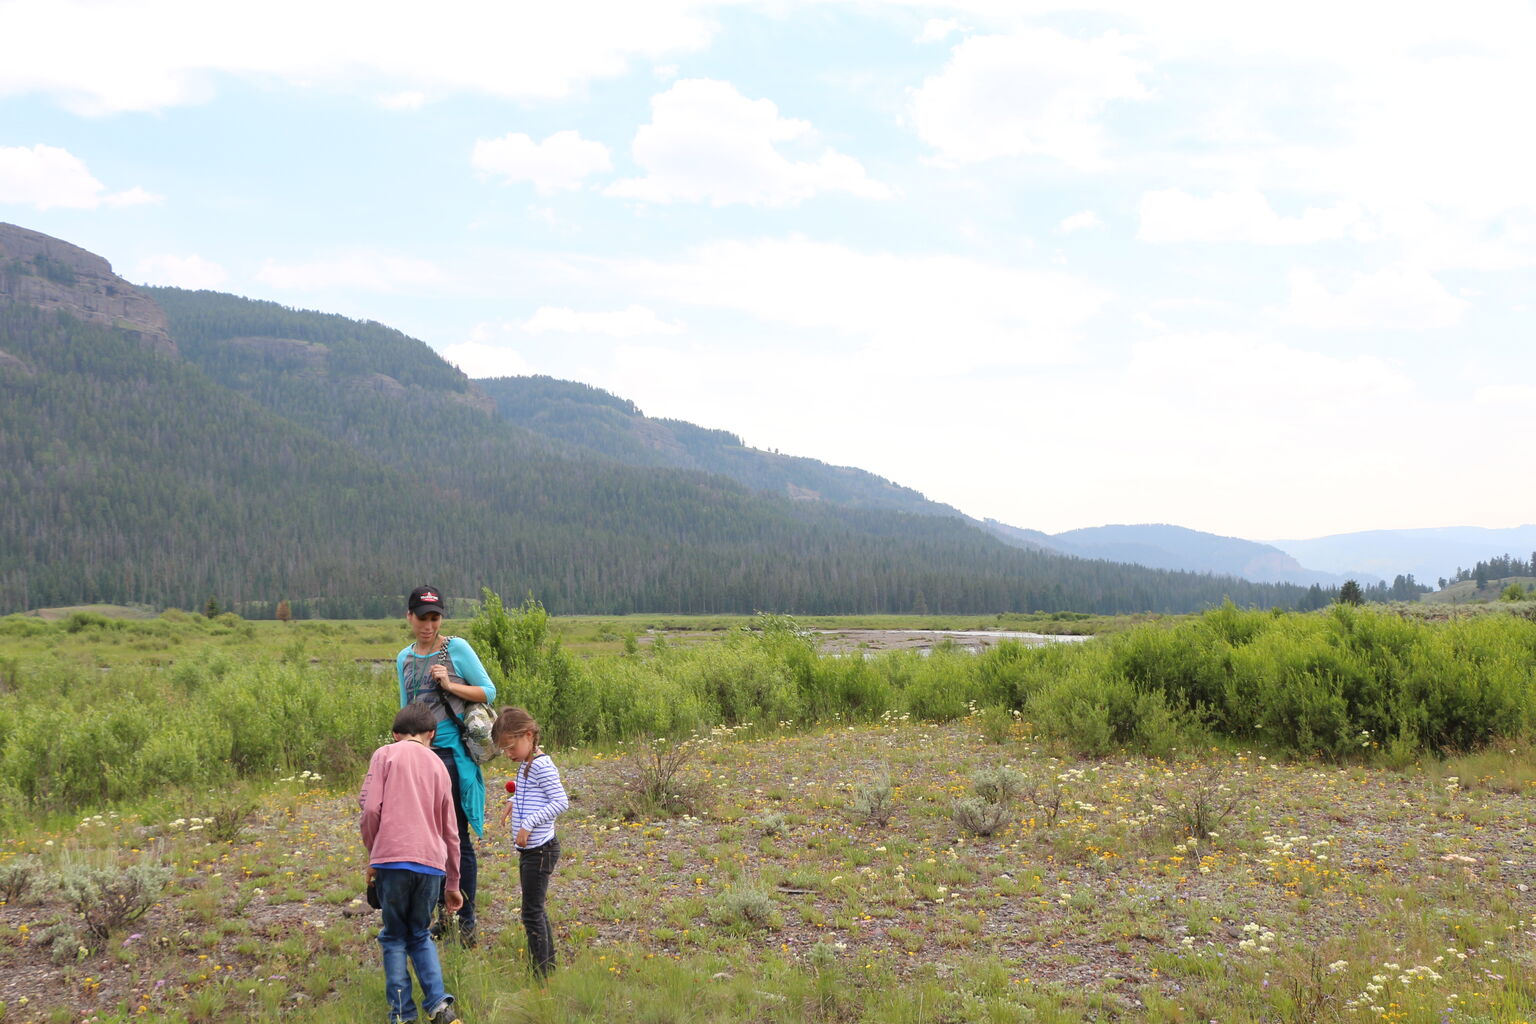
xmin=505 ymin=779 xmax=517 ymax=794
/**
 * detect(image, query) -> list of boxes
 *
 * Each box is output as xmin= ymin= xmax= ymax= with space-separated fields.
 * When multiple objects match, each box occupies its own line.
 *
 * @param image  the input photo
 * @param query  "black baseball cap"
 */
xmin=407 ymin=585 xmax=445 ymax=616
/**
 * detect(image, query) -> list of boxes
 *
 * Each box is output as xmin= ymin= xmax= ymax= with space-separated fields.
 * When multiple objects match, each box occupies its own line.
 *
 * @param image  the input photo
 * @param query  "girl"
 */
xmin=494 ymin=707 xmax=569 ymax=976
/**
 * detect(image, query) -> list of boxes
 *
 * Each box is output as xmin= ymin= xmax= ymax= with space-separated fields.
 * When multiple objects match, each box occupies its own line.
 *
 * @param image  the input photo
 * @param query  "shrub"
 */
xmin=63 ymin=611 xmax=117 ymax=634
xmin=0 ymin=615 xmax=51 ymax=638
xmin=973 ymin=640 xmax=1049 ymax=708
xmin=467 ymin=589 xmax=599 ymax=745
xmin=1226 ymin=632 xmax=1353 ymax=756
xmin=1154 ymin=762 xmax=1247 ymax=841
xmin=901 ymin=652 xmax=975 ymax=722
xmin=597 ymin=735 xmax=711 ymax=820
xmin=37 ymin=921 xmax=90 ymax=964
xmin=976 ymin=705 xmax=1016 ymax=744
xmin=1029 ymin=691 xmax=1114 ymax=756
xmin=1021 ymin=773 xmax=1066 ymax=826
xmin=953 ymin=763 xmax=1026 ymax=837
xmin=203 ymin=797 xmax=259 ymax=843
xmin=55 ymin=857 xmax=172 ymax=942
xmin=850 ymin=774 xmax=896 ymax=827
xmin=582 ymin=656 xmax=708 ymax=741
xmin=0 ymin=855 xmax=45 ymax=903
xmin=1026 ymin=665 xmax=1133 ymax=756
xmin=685 ymin=644 xmax=799 ymax=727
xmin=709 ymin=882 xmax=780 ymax=930
xmin=793 ymin=653 xmax=892 ymax=723
xmin=970 ymin=765 xmax=1027 ymax=806
xmin=1107 ymin=623 xmax=1231 ymax=714
xmin=467 ymin=589 xmax=554 ymax=683
xmin=952 ymin=797 xmax=1011 ymax=837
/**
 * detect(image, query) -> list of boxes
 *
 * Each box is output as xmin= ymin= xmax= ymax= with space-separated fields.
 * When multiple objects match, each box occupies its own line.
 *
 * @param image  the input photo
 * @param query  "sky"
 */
xmin=2 ymin=0 xmax=1533 ymax=541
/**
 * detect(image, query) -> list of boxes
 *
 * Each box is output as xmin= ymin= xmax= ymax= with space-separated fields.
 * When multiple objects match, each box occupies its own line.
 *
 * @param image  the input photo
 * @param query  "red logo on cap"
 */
xmin=421 ymin=590 xmax=439 ymax=603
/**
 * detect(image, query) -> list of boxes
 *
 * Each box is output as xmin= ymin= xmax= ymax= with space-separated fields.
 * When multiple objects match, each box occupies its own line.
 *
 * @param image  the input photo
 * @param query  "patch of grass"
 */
xmin=2 ymin=655 xmax=1535 ymax=1024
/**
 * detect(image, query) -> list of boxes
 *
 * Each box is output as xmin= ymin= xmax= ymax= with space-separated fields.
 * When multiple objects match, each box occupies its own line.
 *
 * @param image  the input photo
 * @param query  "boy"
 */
xmin=360 ymin=703 xmax=466 ymax=1024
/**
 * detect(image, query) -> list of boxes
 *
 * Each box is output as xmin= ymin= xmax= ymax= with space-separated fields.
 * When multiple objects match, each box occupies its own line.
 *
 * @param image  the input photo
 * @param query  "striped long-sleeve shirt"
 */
xmin=507 ymin=753 xmax=568 ymax=849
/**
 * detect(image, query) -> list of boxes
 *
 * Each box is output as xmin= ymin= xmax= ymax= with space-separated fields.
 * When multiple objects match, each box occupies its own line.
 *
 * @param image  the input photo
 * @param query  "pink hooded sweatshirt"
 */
xmin=358 ymin=738 xmax=461 ymax=891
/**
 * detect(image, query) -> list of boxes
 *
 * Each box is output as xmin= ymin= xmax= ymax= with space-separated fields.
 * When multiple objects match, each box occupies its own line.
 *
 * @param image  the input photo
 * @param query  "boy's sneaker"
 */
xmin=426 ymin=997 xmax=462 ymax=1024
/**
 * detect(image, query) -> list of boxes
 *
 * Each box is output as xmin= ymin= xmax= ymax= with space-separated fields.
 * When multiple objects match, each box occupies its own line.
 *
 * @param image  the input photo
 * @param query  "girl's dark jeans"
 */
xmin=433 ymin=746 xmax=478 ymax=940
xmin=518 ymin=835 xmax=561 ymax=974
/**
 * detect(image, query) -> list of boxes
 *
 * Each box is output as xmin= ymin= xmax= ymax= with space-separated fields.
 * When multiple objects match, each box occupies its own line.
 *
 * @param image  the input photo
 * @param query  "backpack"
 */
xmin=436 ymin=638 xmax=499 ymax=765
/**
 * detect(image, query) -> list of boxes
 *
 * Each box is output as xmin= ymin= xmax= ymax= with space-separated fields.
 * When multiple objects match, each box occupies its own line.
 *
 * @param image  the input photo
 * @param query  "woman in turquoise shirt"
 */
xmin=396 ymin=585 xmax=496 ymax=946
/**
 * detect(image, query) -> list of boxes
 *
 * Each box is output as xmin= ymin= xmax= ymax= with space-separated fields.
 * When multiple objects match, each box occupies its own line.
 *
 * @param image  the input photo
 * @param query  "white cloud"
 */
xmin=1139 ymin=189 xmax=1360 ymax=245
xmin=605 ymin=79 xmax=894 ymax=207
xmin=0 ymin=144 xmax=156 ymax=209
xmin=0 ymin=144 xmax=102 ymax=208
xmin=438 ymin=338 xmax=535 ymax=379
xmin=133 ymin=253 xmax=228 ymax=289
xmin=255 ymin=251 xmax=446 ymax=292
xmin=1473 ymin=384 xmax=1536 ymax=406
xmin=101 ymin=186 xmax=162 ymax=207
xmin=893 ymin=3 xmax=1536 ymax=266
xmin=1127 ymin=330 xmax=1414 ymax=406
xmin=0 ymin=0 xmax=718 ymax=114
xmin=1059 ymin=211 xmax=1103 ymax=234
xmin=1371 ymin=202 xmax=1536 ymax=273
xmin=523 ymin=304 xmax=682 ymax=337
xmin=379 ymin=90 xmax=426 ymax=111
xmin=1280 ymin=265 xmax=1469 ymax=331
xmin=909 ymin=28 xmax=1149 ymax=168
xmin=436 ymin=321 xmax=549 ymax=378
xmin=473 ymin=131 xmax=612 ymax=193
xmin=1094 ymin=4 xmax=1536 ymax=258
xmin=918 ymin=18 xmax=962 ymax=43
xmin=615 ymin=236 xmax=1107 ymax=367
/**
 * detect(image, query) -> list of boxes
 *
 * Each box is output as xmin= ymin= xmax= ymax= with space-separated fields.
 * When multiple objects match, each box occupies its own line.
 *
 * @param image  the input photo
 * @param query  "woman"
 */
xmin=396 ymin=584 xmax=496 ymax=947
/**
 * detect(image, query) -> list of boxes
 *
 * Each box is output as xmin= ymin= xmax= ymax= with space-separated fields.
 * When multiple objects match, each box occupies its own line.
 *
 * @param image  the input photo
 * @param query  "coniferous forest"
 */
xmin=0 ymin=273 xmax=1322 ymax=617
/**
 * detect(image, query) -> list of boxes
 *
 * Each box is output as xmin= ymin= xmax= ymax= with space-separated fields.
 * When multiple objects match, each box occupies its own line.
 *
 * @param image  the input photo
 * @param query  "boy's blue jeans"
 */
xmin=376 ymin=867 xmax=450 ymax=1022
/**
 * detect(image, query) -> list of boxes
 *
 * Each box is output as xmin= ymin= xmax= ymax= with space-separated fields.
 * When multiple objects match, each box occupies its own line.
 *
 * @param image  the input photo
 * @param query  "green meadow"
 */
xmin=1 ymin=598 xmax=1534 ymax=1023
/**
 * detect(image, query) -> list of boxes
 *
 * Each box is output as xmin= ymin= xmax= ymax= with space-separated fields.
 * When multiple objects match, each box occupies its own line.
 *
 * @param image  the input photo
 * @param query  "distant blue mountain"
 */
xmin=984 ymin=522 xmax=1372 ymax=587
xmin=1269 ymin=526 xmax=1536 ymax=586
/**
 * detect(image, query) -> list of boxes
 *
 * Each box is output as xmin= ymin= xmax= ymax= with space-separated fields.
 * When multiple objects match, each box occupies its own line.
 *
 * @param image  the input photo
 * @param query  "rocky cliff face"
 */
xmin=0 ymin=223 xmax=175 ymax=356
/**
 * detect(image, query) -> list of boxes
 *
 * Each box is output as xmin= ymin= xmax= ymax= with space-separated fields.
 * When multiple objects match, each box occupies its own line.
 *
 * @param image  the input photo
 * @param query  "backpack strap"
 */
xmin=434 ymin=636 xmax=470 ymax=731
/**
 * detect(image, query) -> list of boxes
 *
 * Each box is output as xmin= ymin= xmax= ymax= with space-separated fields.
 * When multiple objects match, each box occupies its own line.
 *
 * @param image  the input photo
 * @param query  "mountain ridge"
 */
xmin=0 ymin=222 xmax=173 ymax=355
xmin=473 ymin=375 xmax=961 ymax=518
xmin=0 ymin=223 xmax=1319 ymax=616
xmin=10 ymin=222 xmax=1474 ymax=615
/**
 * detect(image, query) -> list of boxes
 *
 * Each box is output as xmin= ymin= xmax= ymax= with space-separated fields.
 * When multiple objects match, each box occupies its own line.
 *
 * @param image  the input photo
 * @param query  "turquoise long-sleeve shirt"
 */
xmin=396 ymin=635 xmax=497 ymax=835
